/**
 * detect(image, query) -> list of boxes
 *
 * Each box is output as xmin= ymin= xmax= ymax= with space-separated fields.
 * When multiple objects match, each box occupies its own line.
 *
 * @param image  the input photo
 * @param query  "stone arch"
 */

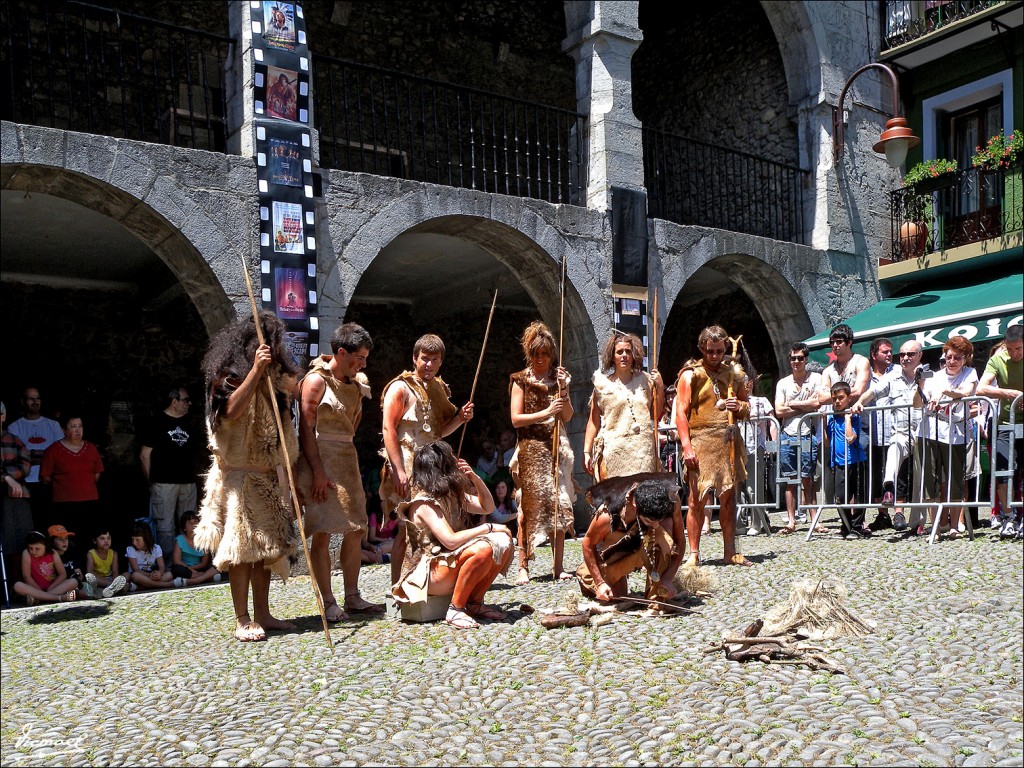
xmin=758 ymin=1 xmax=823 ymax=108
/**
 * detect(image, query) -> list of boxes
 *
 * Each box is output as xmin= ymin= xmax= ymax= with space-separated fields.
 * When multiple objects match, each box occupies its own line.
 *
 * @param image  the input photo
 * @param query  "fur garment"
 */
xmin=590 ymin=370 xmax=662 ymax=479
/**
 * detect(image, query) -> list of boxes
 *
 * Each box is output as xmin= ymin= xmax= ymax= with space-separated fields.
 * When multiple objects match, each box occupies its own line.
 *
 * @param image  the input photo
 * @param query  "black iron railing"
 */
xmin=312 ymin=54 xmax=585 ymax=205
xmin=643 ymin=128 xmax=808 ymax=244
xmin=882 ymin=0 xmax=1001 ymax=50
xmin=1 ymin=0 xmax=233 ymax=151
xmin=888 ymin=159 xmax=1023 ymax=261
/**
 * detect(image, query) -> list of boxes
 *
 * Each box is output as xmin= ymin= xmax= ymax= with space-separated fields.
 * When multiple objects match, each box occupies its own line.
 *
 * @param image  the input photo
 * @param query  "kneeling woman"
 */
xmin=392 ymin=442 xmax=513 ymax=629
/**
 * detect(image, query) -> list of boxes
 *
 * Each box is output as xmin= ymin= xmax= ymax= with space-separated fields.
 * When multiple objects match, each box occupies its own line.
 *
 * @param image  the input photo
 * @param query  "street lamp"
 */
xmin=833 ymin=63 xmax=919 ymax=168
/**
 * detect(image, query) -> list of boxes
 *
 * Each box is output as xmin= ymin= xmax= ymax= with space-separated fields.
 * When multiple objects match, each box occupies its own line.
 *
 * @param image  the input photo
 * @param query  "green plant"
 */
xmin=971 ymin=129 xmax=1023 ymax=169
xmin=903 ymin=157 xmax=958 ymax=187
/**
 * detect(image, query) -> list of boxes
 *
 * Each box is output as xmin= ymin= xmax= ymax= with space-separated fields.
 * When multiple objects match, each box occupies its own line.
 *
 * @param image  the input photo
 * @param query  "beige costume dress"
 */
xmin=378 ymin=372 xmax=457 ymax=511
xmin=195 ymin=365 xmax=298 ymax=579
xmin=590 ymin=370 xmax=662 ymax=480
xmin=678 ymin=359 xmax=749 ymax=501
xmin=392 ymin=493 xmax=512 ymax=605
xmin=296 ymin=356 xmax=371 ymax=536
xmin=510 ymin=370 xmax=575 ymax=558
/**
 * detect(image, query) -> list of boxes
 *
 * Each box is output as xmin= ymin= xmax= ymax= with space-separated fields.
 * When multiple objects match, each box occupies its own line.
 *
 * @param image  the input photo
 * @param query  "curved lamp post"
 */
xmin=833 ymin=63 xmax=920 ymax=168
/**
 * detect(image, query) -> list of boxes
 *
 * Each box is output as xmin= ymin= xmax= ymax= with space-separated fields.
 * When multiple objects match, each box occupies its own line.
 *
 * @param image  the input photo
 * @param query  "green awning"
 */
xmin=806 ymin=273 xmax=1023 ymax=363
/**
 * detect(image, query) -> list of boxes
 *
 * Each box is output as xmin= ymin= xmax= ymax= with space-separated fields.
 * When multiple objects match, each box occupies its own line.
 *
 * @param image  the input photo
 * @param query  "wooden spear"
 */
xmin=239 ymin=257 xmax=333 ymax=649
xmin=550 ymin=253 xmax=567 ymax=581
xmin=651 ymin=288 xmax=660 ymax=459
xmin=456 ymin=290 xmax=498 ymax=458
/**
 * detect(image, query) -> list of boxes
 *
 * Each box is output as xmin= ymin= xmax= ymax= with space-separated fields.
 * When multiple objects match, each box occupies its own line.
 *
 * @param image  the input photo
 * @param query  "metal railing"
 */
xmin=643 ymin=127 xmax=808 ymax=244
xmin=312 ymin=54 xmax=585 ymax=205
xmin=1 ymin=0 xmax=233 ymax=151
xmin=889 ymin=160 xmax=1023 ymax=261
xmin=882 ymin=0 xmax=1002 ymax=50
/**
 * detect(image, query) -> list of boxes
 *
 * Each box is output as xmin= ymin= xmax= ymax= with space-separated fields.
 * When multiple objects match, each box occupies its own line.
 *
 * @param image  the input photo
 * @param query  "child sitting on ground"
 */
xmin=13 ymin=530 xmax=78 ymax=605
xmin=126 ymin=523 xmax=174 ymax=591
xmin=48 ymin=524 xmax=89 ymax=599
xmin=85 ymin=528 xmax=128 ymax=598
xmin=171 ymin=511 xmax=221 ymax=587
xmin=824 ymin=381 xmax=870 ymax=539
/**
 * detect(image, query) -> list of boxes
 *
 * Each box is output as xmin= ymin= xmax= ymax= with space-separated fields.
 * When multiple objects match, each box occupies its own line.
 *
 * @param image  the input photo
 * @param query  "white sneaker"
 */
xmin=173 ymin=577 xmax=187 ymax=588
xmin=746 ymin=527 xmax=760 ymax=536
xmin=1000 ymin=519 xmax=1016 ymax=538
xmin=102 ymin=575 xmax=127 ymax=598
xmin=129 ymin=582 xmax=138 ymax=593
xmin=990 ymin=517 xmax=1002 ymax=529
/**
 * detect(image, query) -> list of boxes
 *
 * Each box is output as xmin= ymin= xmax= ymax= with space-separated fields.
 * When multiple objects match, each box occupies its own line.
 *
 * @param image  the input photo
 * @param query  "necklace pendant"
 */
xmin=422 ymin=423 xmax=432 ymax=433
xmin=649 ymin=570 xmax=661 ymax=582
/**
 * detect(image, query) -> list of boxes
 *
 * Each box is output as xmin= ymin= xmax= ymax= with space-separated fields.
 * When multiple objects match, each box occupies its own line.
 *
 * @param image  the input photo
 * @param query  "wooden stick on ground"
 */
xmin=239 ymin=257 xmax=333 ymax=649
xmin=456 ymin=290 xmax=498 ymax=458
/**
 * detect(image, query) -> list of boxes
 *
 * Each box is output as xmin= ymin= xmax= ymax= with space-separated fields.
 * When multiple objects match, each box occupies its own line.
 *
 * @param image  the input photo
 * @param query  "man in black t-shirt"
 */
xmin=140 ymin=386 xmax=199 ymax=558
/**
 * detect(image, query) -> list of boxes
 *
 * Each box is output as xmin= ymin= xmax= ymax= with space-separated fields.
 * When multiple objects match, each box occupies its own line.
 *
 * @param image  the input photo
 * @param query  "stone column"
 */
xmin=225 ymin=1 xmax=257 ymax=157
xmin=563 ymin=1 xmax=645 ymax=212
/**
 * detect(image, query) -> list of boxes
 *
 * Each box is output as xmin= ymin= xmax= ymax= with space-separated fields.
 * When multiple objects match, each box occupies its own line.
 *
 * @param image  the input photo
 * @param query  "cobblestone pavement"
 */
xmin=2 ymin=514 xmax=1022 ymax=767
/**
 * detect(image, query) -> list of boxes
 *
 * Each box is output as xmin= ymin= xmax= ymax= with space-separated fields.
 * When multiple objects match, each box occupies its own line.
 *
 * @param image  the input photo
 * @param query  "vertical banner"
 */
xmin=611 ymin=286 xmax=650 ymax=368
xmin=249 ymin=1 xmax=317 ymax=369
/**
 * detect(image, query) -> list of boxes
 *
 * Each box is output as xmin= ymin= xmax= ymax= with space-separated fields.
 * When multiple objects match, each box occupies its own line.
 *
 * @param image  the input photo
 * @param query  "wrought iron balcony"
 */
xmin=311 ymin=55 xmax=585 ymax=206
xmin=643 ymin=127 xmax=809 ymax=244
xmin=881 ymin=0 xmax=1004 ymax=50
xmin=888 ymin=159 xmax=1023 ymax=262
xmin=1 ymin=0 xmax=232 ymax=152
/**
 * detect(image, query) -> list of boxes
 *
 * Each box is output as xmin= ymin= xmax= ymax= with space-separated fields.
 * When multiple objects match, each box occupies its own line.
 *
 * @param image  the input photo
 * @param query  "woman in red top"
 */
xmin=40 ymin=414 xmax=103 ymax=541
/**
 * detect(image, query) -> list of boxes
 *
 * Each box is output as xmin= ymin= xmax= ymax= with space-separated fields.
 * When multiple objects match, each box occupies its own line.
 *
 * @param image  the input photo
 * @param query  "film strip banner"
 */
xmin=249 ymin=1 xmax=317 ymax=369
xmin=612 ymin=287 xmax=650 ymax=368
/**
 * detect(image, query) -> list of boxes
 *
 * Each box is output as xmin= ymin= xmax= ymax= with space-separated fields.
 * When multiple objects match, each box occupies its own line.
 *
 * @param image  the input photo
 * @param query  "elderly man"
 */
xmin=853 ymin=340 xmax=923 ymax=532
xmin=674 ymin=325 xmax=751 ymax=567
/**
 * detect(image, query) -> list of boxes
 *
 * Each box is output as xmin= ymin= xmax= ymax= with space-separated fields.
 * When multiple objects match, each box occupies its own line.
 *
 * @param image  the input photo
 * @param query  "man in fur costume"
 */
xmin=674 ymin=325 xmax=752 ymax=567
xmin=381 ymin=334 xmax=474 ymax=582
xmin=195 ymin=311 xmax=300 ymax=643
xmin=577 ymin=473 xmax=685 ymax=602
xmin=297 ymin=323 xmax=384 ymax=622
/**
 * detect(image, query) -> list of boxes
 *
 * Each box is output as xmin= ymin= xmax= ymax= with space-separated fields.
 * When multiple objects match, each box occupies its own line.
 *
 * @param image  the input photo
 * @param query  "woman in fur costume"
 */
xmin=392 ymin=441 xmax=513 ymax=629
xmin=195 ymin=311 xmax=300 ymax=643
xmin=509 ymin=321 xmax=575 ymax=585
xmin=583 ymin=331 xmax=665 ymax=482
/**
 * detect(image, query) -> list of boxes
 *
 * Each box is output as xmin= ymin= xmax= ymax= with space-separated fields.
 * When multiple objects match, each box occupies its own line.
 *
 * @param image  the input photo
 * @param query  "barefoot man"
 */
xmin=674 ymin=325 xmax=752 ymax=567
xmin=381 ymin=334 xmax=473 ymax=583
xmin=195 ymin=311 xmax=301 ymax=642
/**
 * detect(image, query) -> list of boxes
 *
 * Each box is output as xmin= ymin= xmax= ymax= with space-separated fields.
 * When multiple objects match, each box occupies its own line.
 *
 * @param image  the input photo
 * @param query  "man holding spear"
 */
xmin=674 ymin=325 xmax=752 ymax=567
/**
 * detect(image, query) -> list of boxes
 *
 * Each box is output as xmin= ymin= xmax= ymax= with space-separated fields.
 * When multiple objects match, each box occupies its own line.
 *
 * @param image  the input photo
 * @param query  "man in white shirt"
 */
xmin=774 ymin=343 xmax=823 ymax=533
xmin=7 ymin=386 xmax=64 ymax=529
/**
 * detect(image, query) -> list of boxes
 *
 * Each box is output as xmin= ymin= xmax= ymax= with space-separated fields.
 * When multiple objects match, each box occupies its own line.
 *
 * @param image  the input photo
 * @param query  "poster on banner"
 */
xmin=266 ymin=66 xmax=299 ymax=120
xmin=284 ymin=330 xmax=309 ymax=370
xmin=275 ymin=267 xmax=308 ymax=319
xmin=262 ymin=2 xmax=297 ymax=51
xmin=268 ymin=136 xmax=303 ymax=187
xmin=272 ymin=201 xmax=304 ymax=254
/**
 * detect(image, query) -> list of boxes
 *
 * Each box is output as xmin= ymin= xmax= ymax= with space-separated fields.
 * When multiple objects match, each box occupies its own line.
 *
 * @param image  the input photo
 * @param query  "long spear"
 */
xmin=239 ymin=257 xmax=333 ymax=649
xmin=456 ymin=290 xmax=498 ymax=458
xmin=651 ymin=288 xmax=660 ymax=459
xmin=551 ymin=254 xmax=567 ymax=581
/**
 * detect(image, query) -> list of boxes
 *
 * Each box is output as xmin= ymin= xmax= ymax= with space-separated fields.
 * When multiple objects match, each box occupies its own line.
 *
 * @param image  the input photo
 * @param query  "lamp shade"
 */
xmin=873 ymin=117 xmax=920 ymax=168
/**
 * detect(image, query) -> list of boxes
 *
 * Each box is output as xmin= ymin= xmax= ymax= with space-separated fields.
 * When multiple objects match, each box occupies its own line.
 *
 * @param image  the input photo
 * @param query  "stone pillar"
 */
xmin=225 ymin=1 xmax=257 ymax=157
xmin=563 ymin=1 xmax=645 ymax=212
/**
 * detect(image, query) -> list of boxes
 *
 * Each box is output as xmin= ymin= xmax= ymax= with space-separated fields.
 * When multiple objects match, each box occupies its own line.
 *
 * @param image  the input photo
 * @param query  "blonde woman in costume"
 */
xmin=583 ymin=331 xmax=665 ymax=482
xmin=509 ymin=321 xmax=575 ymax=585
xmin=392 ymin=441 xmax=513 ymax=629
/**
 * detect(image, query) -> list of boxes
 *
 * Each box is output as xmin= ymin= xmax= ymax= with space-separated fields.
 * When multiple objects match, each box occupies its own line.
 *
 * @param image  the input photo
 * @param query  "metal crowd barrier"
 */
xmin=991 ymin=393 xmax=1022 ymax=517
xmin=792 ymin=396 xmax=1001 ymax=545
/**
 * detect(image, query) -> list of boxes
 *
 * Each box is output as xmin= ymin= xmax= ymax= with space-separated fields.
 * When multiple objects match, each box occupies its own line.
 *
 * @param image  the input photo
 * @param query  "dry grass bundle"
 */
xmin=673 ymin=565 xmax=719 ymax=597
xmin=761 ymin=578 xmax=874 ymax=640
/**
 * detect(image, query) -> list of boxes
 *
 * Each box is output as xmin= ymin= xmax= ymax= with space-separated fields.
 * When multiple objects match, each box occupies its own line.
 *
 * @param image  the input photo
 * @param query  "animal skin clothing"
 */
xmin=297 ymin=356 xmax=371 ymax=536
xmin=590 ymin=370 xmax=661 ymax=480
xmin=195 ymin=366 xmax=298 ymax=580
xmin=678 ymin=359 xmax=749 ymax=501
xmin=509 ymin=370 xmax=575 ymax=558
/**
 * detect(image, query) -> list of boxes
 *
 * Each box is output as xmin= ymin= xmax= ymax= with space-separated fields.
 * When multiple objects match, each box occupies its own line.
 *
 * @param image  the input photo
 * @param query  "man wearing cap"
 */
xmin=7 ymin=387 xmax=64 ymax=529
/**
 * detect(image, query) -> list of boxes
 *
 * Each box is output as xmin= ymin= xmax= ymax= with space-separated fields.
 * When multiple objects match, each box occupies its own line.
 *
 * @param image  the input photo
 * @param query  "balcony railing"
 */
xmin=1 ymin=0 xmax=233 ymax=151
xmin=889 ymin=160 xmax=1023 ymax=261
xmin=882 ymin=0 xmax=1002 ymax=50
xmin=312 ymin=55 xmax=585 ymax=206
xmin=643 ymin=128 xmax=808 ymax=244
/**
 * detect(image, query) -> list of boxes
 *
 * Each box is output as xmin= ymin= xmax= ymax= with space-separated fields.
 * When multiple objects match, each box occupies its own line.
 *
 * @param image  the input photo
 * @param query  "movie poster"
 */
xmin=266 ymin=65 xmax=299 ymax=121
xmin=268 ymin=136 xmax=302 ymax=187
xmin=284 ymin=330 xmax=309 ymax=370
xmin=263 ymin=2 xmax=296 ymax=51
xmin=272 ymin=201 xmax=304 ymax=254
xmin=275 ymin=267 xmax=307 ymax=319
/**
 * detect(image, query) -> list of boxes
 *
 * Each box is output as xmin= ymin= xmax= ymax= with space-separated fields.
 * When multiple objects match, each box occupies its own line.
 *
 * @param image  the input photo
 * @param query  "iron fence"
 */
xmin=888 ymin=160 xmax=1023 ymax=261
xmin=882 ymin=0 xmax=1001 ymax=50
xmin=312 ymin=54 xmax=585 ymax=205
xmin=643 ymin=127 xmax=808 ymax=244
xmin=1 ymin=0 xmax=233 ymax=151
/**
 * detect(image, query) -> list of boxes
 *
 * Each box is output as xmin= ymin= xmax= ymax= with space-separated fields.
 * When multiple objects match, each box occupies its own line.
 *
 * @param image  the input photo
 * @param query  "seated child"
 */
xmin=126 ymin=523 xmax=174 ymax=591
xmin=171 ymin=511 xmax=221 ymax=587
xmin=825 ymin=381 xmax=869 ymax=539
xmin=13 ymin=530 xmax=78 ymax=605
xmin=85 ymin=528 xmax=129 ymax=598
xmin=49 ymin=524 xmax=91 ymax=600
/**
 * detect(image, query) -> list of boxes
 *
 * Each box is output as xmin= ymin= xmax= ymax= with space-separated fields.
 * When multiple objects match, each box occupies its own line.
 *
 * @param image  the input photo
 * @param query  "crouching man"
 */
xmin=576 ymin=473 xmax=685 ymax=602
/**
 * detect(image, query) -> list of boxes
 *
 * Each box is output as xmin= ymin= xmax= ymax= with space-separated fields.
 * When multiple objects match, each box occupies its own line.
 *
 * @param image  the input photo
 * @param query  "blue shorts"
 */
xmin=780 ymin=434 xmax=817 ymax=482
